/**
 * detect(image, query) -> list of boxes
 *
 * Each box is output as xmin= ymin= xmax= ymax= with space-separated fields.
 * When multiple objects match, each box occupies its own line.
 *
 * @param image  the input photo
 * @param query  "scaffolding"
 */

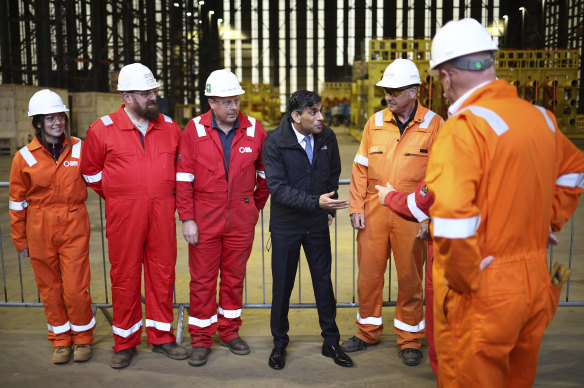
xmin=0 ymin=0 xmax=204 ymax=119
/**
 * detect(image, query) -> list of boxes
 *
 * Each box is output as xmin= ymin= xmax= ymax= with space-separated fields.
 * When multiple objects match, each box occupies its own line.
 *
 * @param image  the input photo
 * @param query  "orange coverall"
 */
xmin=349 ymin=101 xmax=443 ymax=348
xmin=426 ymin=80 xmax=584 ymax=388
xmin=9 ymin=136 xmax=94 ymax=347
xmin=385 ymin=182 xmax=437 ymax=377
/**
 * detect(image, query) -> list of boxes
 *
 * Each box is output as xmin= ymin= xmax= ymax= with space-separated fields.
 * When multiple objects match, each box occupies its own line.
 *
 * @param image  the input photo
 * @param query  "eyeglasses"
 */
xmin=384 ymin=87 xmax=413 ymax=98
xmin=44 ymin=113 xmax=67 ymax=124
xmin=130 ymin=89 xmax=158 ymax=98
xmin=214 ymin=98 xmax=241 ymax=107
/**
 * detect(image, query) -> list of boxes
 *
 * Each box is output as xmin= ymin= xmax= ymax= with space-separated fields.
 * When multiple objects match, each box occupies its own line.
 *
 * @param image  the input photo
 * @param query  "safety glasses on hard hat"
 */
xmin=384 ymin=87 xmax=413 ymax=98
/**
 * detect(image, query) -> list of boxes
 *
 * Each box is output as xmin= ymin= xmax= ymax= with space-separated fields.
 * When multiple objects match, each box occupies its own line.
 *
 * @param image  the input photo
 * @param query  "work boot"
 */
xmin=152 ymin=342 xmax=188 ymax=360
xmin=222 ymin=337 xmax=250 ymax=355
xmin=73 ymin=344 xmax=92 ymax=362
xmin=53 ymin=346 xmax=71 ymax=364
xmin=341 ymin=336 xmax=379 ymax=352
xmin=110 ymin=347 xmax=137 ymax=369
xmin=399 ymin=348 xmax=423 ymax=366
xmin=189 ymin=347 xmax=211 ymax=367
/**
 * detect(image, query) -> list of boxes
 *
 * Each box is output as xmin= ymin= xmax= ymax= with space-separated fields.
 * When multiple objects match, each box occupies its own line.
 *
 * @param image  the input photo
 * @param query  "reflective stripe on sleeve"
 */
xmin=432 ymin=215 xmax=481 ymax=239
xmin=394 ymin=318 xmax=425 ymax=333
xmin=256 ymin=170 xmax=266 ymax=179
xmin=112 ymin=319 xmax=143 ymax=338
xmin=82 ymin=171 xmax=102 ymax=183
xmin=188 ymin=314 xmax=218 ymax=328
xmin=246 ymin=117 xmax=256 ymax=137
xmin=163 ymin=114 xmax=173 ymax=123
xmin=374 ymin=110 xmax=384 ymax=127
xmin=176 ymin=172 xmax=195 ymax=182
xmin=71 ymin=138 xmax=81 ymax=159
xmin=100 ymin=115 xmax=113 ymax=126
xmin=419 ymin=111 xmax=437 ymax=129
xmin=407 ymin=193 xmax=430 ymax=222
xmin=193 ymin=116 xmax=206 ymax=137
xmin=354 ymin=154 xmax=369 ymax=167
xmin=47 ymin=321 xmax=71 ymax=334
xmin=556 ymin=172 xmax=584 ymax=188
xmin=9 ymin=200 xmax=28 ymax=211
xmin=535 ymin=106 xmax=555 ymax=133
xmin=19 ymin=146 xmax=37 ymax=167
xmin=357 ymin=312 xmax=382 ymax=326
xmin=145 ymin=319 xmax=172 ymax=332
xmin=218 ymin=307 xmax=242 ymax=319
xmin=466 ymin=106 xmax=509 ymax=136
xmin=70 ymin=317 xmax=96 ymax=332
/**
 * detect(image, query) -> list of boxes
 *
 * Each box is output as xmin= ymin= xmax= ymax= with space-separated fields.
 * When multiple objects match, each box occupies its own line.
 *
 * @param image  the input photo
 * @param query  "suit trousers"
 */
xmin=270 ymin=229 xmax=340 ymax=348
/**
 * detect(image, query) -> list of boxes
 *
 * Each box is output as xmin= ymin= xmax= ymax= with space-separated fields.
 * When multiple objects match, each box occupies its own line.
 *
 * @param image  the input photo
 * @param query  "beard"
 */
xmin=137 ymin=101 xmax=160 ymax=121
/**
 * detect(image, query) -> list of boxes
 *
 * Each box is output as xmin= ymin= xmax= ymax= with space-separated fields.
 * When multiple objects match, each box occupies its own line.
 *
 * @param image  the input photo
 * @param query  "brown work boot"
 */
xmin=53 ymin=346 xmax=71 ymax=364
xmin=152 ymin=342 xmax=188 ymax=360
xmin=73 ymin=344 xmax=92 ymax=362
xmin=188 ymin=347 xmax=211 ymax=366
xmin=221 ymin=337 xmax=250 ymax=355
xmin=110 ymin=347 xmax=137 ymax=369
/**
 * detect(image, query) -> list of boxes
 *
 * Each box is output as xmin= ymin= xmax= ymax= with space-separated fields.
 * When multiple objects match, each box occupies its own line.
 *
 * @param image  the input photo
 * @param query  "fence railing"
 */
xmin=1 ymin=180 xmax=582 ymax=345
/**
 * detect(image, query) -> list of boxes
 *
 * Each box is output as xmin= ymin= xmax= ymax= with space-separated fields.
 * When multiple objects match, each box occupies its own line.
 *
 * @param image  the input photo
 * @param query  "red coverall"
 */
xmin=81 ymin=105 xmax=181 ymax=352
xmin=426 ymin=80 xmax=584 ymax=387
xmin=9 ymin=136 xmax=95 ymax=347
xmin=176 ymin=110 xmax=269 ymax=347
xmin=349 ymin=102 xmax=443 ymax=349
xmin=385 ymin=182 xmax=437 ymax=377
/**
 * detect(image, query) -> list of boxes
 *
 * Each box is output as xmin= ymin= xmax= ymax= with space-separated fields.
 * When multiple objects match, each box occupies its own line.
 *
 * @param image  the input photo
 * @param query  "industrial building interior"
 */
xmin=0 ymin=1 xmax=583 ymax=387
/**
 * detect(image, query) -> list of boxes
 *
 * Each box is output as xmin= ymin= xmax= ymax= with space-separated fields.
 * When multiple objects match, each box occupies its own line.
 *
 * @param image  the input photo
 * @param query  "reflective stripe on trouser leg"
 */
xmin=188 ymin=234 xmax=221 ymax=348
xmin=355 ymin=196 xmax=391 ymax=343
xmin=391 ymin=213 xmax=426 ymax=349
xmin=144 ymin=196 xmax=178 ymax=345
xmin=106 ymin=198 xmax=149 ymax=352
xmin=217 ymin=226 xmax=255 ymax=343
xmin=59 ymin=205 xmax=94 ymax=345
xmin=27 ymin=207 xmax=75 ymax=347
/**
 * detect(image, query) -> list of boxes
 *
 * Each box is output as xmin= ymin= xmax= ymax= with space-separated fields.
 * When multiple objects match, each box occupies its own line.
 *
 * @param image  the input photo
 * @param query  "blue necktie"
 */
xmin=304 ymin=136 xmax=313 ymax=164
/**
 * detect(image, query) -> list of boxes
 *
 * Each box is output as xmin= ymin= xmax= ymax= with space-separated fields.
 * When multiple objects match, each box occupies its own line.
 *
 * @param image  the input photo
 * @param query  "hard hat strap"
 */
xmin=449 ymin=55 xmax=495 ymax=71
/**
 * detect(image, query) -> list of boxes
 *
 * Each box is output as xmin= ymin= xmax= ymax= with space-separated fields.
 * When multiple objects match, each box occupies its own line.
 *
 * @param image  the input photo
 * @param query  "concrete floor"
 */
xmin=0 ymin=126 xmax=583 ymax=387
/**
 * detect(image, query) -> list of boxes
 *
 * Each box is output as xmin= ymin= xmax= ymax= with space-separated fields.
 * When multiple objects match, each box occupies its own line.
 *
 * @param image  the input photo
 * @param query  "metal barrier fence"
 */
xmin=1 ymin=180 xmax=582 ymax=344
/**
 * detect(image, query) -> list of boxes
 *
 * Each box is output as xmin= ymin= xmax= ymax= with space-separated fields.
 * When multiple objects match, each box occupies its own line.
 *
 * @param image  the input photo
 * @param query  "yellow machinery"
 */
xmin=350 ymin=39 xmax=582 ymax=138
xmin=320 ymin=82 xmax=352 ymax=126
xmin=240 ymin=81 xmax=281 ymax=128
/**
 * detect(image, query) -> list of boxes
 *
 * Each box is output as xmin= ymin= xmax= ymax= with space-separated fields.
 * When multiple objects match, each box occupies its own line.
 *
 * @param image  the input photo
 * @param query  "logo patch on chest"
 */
xmin=63 ymin=160 xmax=78 ymax=167
xmin=239 ymin=146 xmax=253 ymax=153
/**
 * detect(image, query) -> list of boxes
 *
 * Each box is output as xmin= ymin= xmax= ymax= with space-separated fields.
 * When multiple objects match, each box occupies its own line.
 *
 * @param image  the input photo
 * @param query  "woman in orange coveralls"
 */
xmin=8 ymin=90 xmax=94 ymax=364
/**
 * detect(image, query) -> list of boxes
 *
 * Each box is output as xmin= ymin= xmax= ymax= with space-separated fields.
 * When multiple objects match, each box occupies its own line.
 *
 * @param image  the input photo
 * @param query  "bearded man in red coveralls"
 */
xmin=176 ymin=69 xmax=269 ymax=367
xmin=82 ymin=63 xmax=187 ymax=369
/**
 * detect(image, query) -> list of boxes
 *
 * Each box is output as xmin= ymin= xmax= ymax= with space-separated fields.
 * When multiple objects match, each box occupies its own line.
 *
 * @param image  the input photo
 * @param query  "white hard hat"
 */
xmin=205 ymin=69 xmax=245 ymax=97
xmin=376 ymin=59 xmax=422 ymax=89
xmin=429 ymin=18 xmax=498 ymax=72
xmin=28 ymin=89 xmax=69 ymax=117
xmin=117 ymin=63 xmax=161 ymax=91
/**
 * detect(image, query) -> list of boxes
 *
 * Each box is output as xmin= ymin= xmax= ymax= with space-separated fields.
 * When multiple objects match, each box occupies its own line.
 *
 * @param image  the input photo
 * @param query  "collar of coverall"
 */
xmin=28 ymin=133 xmax=76 ymax=151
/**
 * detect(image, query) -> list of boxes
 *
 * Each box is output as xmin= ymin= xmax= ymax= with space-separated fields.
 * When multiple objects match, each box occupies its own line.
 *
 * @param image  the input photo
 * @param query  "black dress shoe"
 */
xmin=322 ymin=342 xmax=353 ymax=367
xmin=268 ymin=347 xmax=286 ymax=370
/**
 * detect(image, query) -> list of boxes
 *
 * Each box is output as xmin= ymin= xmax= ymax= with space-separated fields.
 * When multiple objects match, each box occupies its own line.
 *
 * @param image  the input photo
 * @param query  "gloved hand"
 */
xmin=549 ymin=262 xmax=571 ymax=286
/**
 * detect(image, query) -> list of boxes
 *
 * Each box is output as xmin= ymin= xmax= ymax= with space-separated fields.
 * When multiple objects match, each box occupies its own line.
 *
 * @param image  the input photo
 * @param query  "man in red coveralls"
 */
xmin=82 ymin=63 xmax=187 ymax=368
xmin=176 ymin=69 xmax=269 ymax=367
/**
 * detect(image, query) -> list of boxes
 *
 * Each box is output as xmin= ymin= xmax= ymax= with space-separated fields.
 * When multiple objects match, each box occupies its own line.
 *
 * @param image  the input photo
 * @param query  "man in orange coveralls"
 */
xmin=82 ymin=63 xmax=187 ymax=368
xmin=344 ymin=59 xmax=443 ymax=366
xmin=375 ymin=181 xmax=437 ymax=377
xmin=175 ymin=69 xmax=269 ymax=367
xmin=9 ymin=89 xmax=94 ymax=364
xmin=426 ymin=18 xmax=584 ymax=387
